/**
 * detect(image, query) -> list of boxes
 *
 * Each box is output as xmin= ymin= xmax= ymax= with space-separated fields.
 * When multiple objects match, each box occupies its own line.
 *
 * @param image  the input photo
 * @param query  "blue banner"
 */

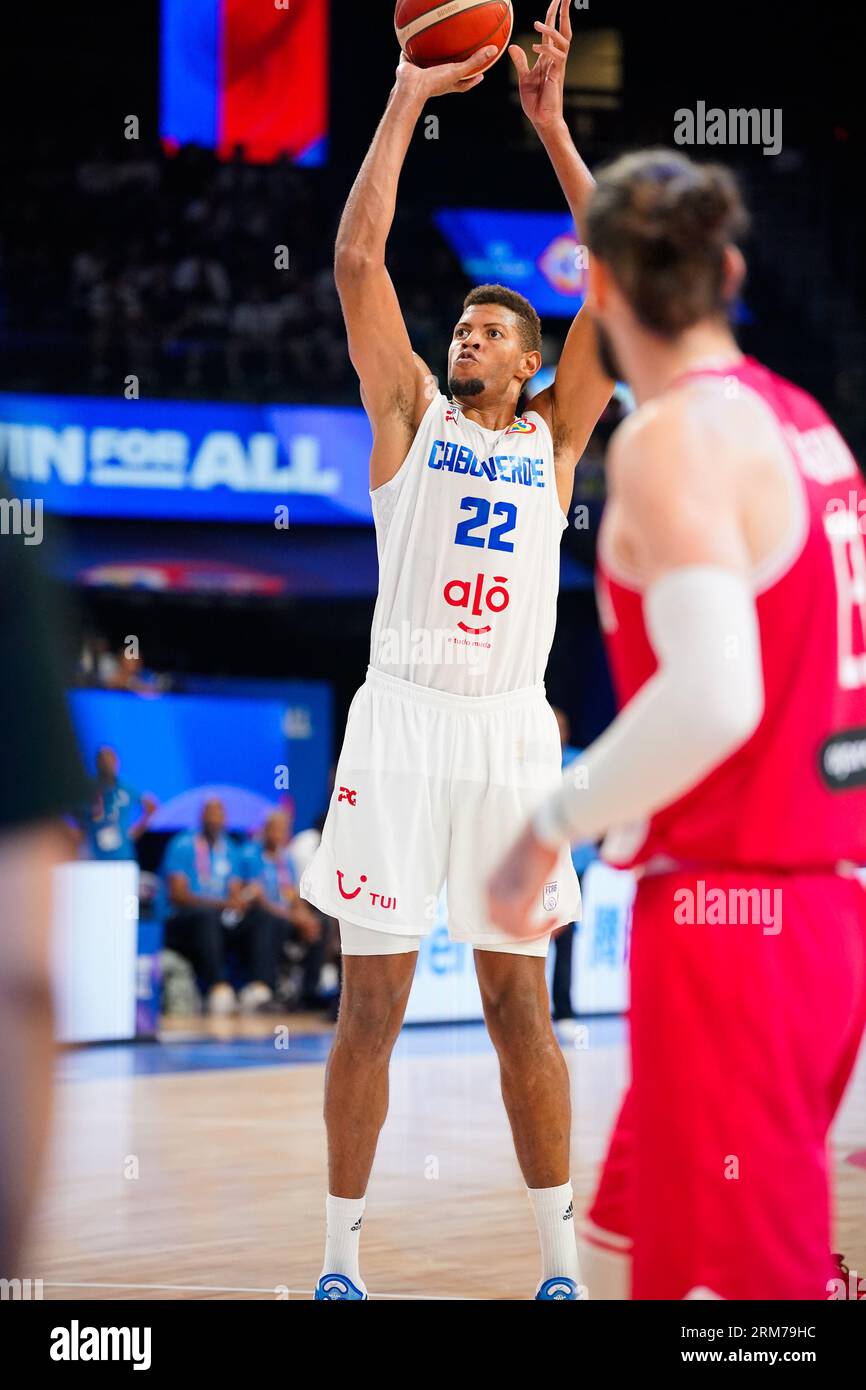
xmin=69 ymin=680 xmax=332 ymax=835
xmin=435 ymin=208 xmax=587 ymax=319
xmin=0 ymin=393 xmax=374 ymax=523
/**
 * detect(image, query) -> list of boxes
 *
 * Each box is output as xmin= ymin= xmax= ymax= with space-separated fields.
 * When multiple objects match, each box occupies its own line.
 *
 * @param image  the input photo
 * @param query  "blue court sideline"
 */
xmin=56 ymin=1017 xmax=627 ymax=1082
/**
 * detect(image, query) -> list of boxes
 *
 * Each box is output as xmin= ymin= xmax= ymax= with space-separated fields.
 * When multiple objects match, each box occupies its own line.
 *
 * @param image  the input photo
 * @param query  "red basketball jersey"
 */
xmin=596 ymin=356 xmax=866 ymax=871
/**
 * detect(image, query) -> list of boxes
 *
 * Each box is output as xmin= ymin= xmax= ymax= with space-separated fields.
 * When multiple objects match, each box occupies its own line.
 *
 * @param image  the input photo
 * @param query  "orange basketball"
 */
xmin=395 ymin=1 xmax=513 ymax=73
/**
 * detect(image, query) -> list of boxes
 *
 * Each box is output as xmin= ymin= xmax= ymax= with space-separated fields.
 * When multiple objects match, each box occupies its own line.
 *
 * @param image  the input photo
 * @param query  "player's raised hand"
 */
xmin=510 ymin=0 xmax=572 ymax=133
xmin=395 ymin=46 xmax=497 ymax=100
xmin=486 ymin=821 xmax=559 ymax=939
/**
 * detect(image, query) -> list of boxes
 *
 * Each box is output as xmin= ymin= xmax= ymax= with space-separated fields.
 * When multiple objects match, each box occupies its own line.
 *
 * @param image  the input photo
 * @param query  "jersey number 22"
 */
xmin=454 ymin=497 xmax=517 ymax=552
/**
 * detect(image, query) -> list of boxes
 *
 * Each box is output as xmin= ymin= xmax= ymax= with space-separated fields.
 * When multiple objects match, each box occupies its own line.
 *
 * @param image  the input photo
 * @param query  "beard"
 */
xmin=448 ymin=375 xmax=486 ymax=399
xmin=594 ymin=321 xmax=624 ymax=383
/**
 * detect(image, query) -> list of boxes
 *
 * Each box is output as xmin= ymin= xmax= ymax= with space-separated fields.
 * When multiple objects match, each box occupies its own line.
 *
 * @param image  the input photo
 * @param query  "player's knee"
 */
xmin=338 ymin=980 xmax=407 ymax=1055
xmin=482 ymin=986 xmax=554 ymax=1057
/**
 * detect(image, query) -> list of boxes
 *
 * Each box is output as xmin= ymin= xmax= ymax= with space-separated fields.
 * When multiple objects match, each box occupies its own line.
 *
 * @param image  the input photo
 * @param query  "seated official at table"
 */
xmin=161 ymin=798 xmax=284 ymax=1016
xmin=239 ymin=810 xmax=324 ymax=1011
xmin=72 ymin=746 xmax=157 ymax=861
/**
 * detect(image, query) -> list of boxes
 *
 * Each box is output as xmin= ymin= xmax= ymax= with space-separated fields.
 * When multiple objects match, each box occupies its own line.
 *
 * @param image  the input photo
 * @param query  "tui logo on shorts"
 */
xmin=337 ymin=871 xmax=367 ymax=899
xmin=543 ymin=881 xmax=559 ymax=912
xmin=336 ymin=871 xmax=398 ymax=911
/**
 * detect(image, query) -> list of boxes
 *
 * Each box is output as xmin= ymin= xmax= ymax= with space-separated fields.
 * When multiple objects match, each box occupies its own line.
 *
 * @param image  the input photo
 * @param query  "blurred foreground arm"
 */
xmin=0 ymin=487 xmax=88 ymax=1273
xmin=0 ymin=824 xmax=67 ymax=1271
xmin=487 ymin=399 xmax=766 ymax=935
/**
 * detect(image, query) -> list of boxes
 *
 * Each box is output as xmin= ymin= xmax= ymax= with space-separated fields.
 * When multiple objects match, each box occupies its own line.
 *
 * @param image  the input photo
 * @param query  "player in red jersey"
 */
xmin=488 ymin=149 xmax=866 ymax=1299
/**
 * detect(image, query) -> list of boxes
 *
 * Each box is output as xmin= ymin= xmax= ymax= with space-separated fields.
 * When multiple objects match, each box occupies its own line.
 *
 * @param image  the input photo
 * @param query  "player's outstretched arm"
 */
xmin=510 ymin=2 xmax=594 ymax=229
xmin=335 ymin=47 xmax=496 ymax=488
xmin=511 ymin=3 xmax=613 ymax=505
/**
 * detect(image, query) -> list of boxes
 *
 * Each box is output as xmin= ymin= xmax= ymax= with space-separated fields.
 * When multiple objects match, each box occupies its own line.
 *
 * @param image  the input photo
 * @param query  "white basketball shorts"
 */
xmin=300 ymin=666 xmax=580 ymax=950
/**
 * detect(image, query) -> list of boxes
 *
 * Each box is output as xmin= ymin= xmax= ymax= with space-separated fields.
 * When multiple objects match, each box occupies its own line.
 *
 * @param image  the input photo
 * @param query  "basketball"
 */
xmin=395 ymin=1 xmax=513 ymax=73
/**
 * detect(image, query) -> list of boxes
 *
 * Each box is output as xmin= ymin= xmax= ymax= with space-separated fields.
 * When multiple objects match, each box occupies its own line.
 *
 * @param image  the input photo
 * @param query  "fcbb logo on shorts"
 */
xmin=543 ymin=881 xmax=559 ymax=912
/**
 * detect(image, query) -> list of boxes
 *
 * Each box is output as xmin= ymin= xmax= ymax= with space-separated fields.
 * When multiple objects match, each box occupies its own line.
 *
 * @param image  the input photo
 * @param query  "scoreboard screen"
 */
xmin=160 ymin=0 xmax=328 ymax=165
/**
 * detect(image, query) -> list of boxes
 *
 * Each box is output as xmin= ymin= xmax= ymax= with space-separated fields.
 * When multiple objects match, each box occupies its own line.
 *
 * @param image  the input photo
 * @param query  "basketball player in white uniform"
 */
xmin=302 ymin=3 xmax=612 ymax=1300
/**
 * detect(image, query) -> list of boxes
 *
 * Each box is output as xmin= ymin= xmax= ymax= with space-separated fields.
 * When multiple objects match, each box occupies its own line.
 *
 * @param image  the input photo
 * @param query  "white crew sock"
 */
xmin=321 ymin=1194 xmax=367 ymax=1293
xmin=527 ymin=1182 xmax=582 ymax=1290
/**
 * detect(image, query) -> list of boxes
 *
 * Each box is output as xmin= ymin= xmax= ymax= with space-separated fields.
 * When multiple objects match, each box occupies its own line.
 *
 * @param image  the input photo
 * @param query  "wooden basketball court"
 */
xmin=23 ymin=1014 xmax=866 ymax=1300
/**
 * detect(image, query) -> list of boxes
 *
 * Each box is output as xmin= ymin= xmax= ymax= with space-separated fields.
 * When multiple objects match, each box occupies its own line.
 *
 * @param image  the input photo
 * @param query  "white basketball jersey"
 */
xmin=369 ymin=391 xmax=567 ymax=696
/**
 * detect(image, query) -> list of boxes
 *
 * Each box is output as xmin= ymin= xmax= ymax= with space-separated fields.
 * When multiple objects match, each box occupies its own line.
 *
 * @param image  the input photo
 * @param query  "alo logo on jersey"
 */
xmin=504 ymin=418 xmax=536 ymax=436
xmin=818 ymin=727 xmax=866 ymax=790
xmin=444 ymin=572 xmax=510 ymax=634
xmin=543 ymin=881 xmax=559 ymax=912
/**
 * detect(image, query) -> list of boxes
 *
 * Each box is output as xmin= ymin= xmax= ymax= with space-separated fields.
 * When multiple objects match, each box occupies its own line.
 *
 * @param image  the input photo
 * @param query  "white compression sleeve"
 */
xmin=534 ymin=566 xmax=765 ymax=849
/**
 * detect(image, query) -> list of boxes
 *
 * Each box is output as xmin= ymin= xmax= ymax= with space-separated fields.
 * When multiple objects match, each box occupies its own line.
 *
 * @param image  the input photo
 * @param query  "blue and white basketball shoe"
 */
xmin=535 ymin=1277 xmax=581 ymax=1300
xmin=314 ymin=1273 xmax=368 ymax=1301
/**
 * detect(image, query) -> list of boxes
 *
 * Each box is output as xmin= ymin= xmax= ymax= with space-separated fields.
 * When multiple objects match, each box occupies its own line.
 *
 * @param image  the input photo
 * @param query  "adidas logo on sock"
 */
xmin=350 ymin=1217 xmax=363 ymax=1232
xmin=563 ymin=1202 xmax=574 ymax=1222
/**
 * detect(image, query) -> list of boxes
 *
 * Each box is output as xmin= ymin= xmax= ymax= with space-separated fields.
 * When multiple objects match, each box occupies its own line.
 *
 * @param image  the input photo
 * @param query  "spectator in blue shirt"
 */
xmin=551 ymin=707 xmax=599 ymax=1024
xmin=239 ymin=809 xmax=324 ymax=1010
xmin=162 ymin=797 xmax=280 ymax=1015
xmin=74 ymin=746 xmax=157 ymax=860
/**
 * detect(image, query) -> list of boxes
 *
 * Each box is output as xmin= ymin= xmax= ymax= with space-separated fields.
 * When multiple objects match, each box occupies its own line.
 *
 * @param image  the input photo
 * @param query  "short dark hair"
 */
xmin=462 ymin=283 xmax=542 ymax=355
xmin=586 ymin=149 xmax=750 ymax=338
